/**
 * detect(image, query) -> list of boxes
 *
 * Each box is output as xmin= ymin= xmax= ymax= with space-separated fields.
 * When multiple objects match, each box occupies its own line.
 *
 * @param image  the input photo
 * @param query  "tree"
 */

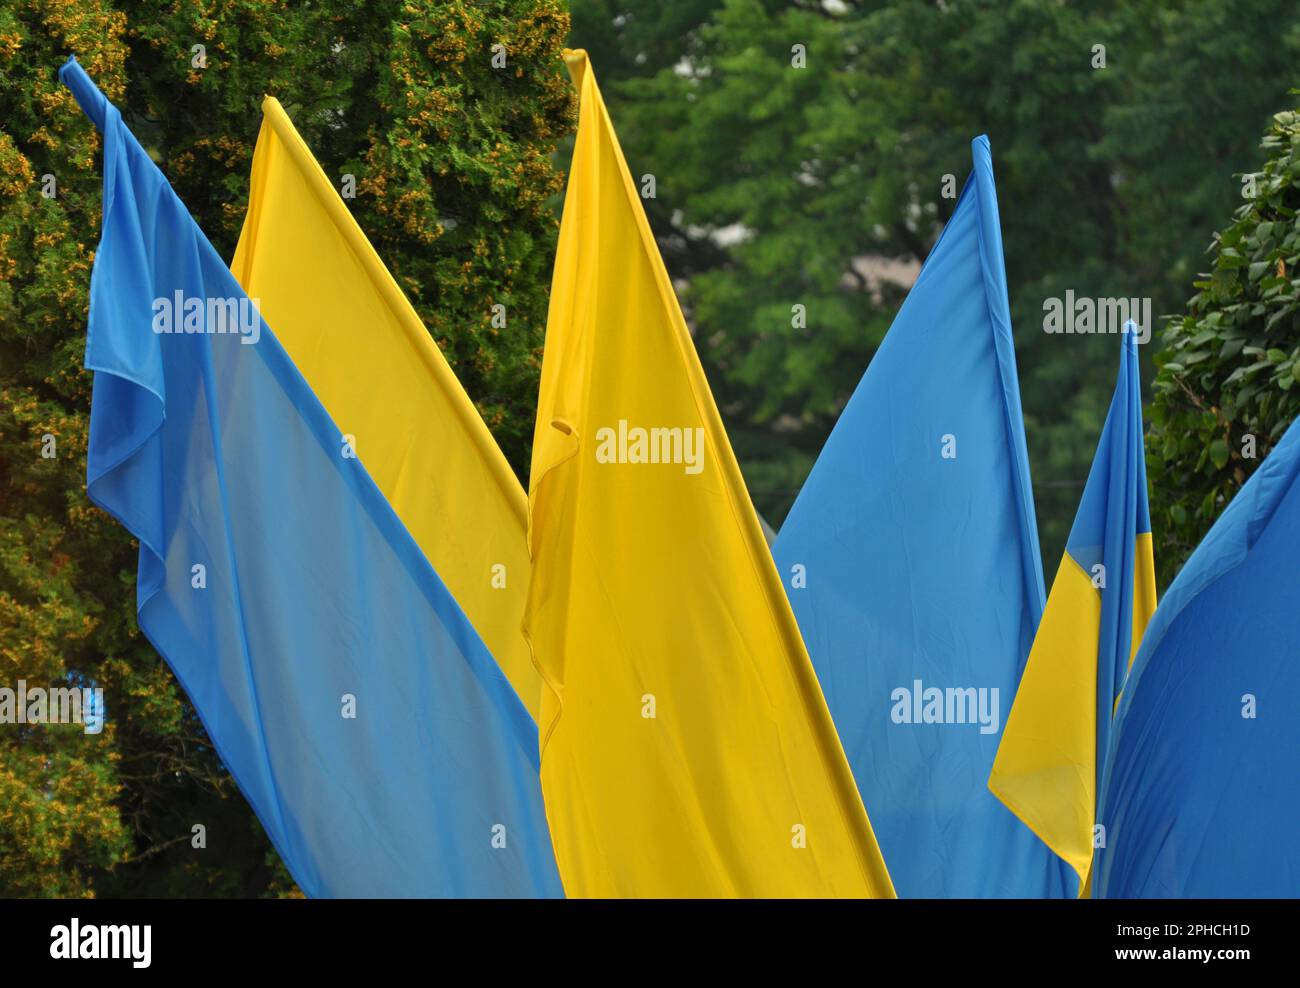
xmin=566 ymin=0 xmax=1300 ymax=567
xmin=1 ymin=0 xmax=137 ymax=898
xmin=1147 ymin=102 xmax=1300 ymax=586
xmin=1 ymin=0 xmax=573 ymax=897
xmin=126 ymin=0 xmax=574 ymax=474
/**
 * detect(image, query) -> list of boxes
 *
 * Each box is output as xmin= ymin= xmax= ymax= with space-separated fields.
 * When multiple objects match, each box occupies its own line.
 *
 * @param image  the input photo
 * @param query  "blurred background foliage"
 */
xmin=570 ymin=0 xmax=1300 ymax=572
xmin=1 ymin=0 xmax=1298 ymax=895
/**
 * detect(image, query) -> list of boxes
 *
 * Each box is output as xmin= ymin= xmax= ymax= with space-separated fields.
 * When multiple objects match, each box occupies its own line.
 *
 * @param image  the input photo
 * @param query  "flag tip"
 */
xmin=58 ymin=54 xmax=81 ymax=86
xmin=561 ymin=48 xmax=589 ymax=87
xmin=58 ymin=54 xmax=108 ymax=132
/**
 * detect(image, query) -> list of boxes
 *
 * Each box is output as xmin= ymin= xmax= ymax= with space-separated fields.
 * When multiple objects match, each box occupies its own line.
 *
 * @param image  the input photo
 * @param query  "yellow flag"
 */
xmin=524 ymin=50 xmax=894 ymax=898
xmin=231 ymin=98 xmax=540 ymax=719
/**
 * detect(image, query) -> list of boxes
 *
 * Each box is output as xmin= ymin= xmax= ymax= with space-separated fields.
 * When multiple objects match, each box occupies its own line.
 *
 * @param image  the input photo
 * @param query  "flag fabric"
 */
xmin=1095 ymin=415 xmax=1300 ymax=897
xmin=230 ymin=98 xmax=540 ymax=721
xmin=523 ymin=49 xmax=895 ymax=898
xmin=62 ymin=56 xmax=562 ymax=898
xmin=990 ymin=331 xmax=1156 ymax=891
xmin=772 ymin=137 xmax=1072 ymax=898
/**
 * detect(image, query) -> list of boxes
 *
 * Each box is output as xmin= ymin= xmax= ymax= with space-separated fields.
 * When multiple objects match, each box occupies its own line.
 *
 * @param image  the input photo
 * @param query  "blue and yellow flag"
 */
xmin=990 ymin=331 xmax=1156 ymax=891
xmin=230 ymin=98 xmax=540 ymax=719
xmin=1096 ymin=415 xmax=1300 ymax=897
xmin=772 ymin=137 xmax=1071 ymax=898
xmin=524 ymin=50 xmax=894 ymax=898
xmin=62 ymin=57 xmax=562 ymax=898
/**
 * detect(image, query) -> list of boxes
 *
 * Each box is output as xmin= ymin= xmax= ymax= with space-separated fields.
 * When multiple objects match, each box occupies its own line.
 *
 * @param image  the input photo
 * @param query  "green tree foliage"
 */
xmin=1 ymin=0 xmax=138 ymax=900
xmin=126 ymin=0 xmax=574 ymax=469
xmin=1147 ymin=103 xmax=1300 ymax=586
xmin=568 ymin=0 xmax=1300 ymax=566
xmin=1 ymin=0 xmax=572 ymax=896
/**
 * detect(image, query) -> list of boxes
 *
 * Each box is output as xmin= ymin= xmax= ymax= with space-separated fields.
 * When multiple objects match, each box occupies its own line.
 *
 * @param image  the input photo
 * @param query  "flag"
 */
xmin=61 ymin=56 xmax=562 ymax=898
xmin=772 ymin=137 xmax=1072 ymax=898
xmin=523 ymin=49 xmax=895 ymax=898
xmin=1096 ymin=415 xmax=1300 ymax=897
xmin=230 ymin=98 xmax=540 ymax=720
xmin=990 ymin=330 xmax=1156 ymax=891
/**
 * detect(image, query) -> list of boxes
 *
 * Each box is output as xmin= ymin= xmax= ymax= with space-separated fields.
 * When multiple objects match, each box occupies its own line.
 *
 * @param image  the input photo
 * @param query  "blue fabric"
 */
xmin=1096 ymin=414 xmax=1300 ymax=898
xmin=1063 ymin=332 xmax=1150 ymax=798
xmin=773 ymin=137 xmax=1070 ymax=898
xmin=62 ymin=57 xmax=563 ymax=899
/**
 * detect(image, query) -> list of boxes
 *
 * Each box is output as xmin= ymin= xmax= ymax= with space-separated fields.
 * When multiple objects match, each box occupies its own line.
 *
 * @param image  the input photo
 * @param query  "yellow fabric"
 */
xmin=988 ymin=537 xmax=1157 ymax=889
xmin=989 ymin=553 xmax=1102 ymax=886
xmin=230 ymin=98 xmax=540 ymax=720
xmin=1130 ymin=533 xmax=1157 ymax=668
xmin=523 ymin=50 xmax=894 ymax=898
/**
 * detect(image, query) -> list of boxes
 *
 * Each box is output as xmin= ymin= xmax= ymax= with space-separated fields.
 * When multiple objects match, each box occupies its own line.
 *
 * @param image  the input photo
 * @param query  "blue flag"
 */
xmin=62 ymin=57 xmax=562 ymax=898
xmin=773 ymin=137 xmax=1070 ymax=897
xmin=1096 ymin=415 xmax=1300 ymax=897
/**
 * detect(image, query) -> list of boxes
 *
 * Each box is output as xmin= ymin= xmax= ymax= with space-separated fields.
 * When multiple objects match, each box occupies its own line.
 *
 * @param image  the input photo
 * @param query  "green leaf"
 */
xmin=1220 ymin=337 xmax=1247 ymax=358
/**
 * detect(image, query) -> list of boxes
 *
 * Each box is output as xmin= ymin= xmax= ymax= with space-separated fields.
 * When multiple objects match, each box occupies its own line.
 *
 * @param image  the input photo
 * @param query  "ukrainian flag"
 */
xmin=990 ymin=329 xmax=1156 ymax=891
xmin=61 ymin=56 xmax=562 ymax=898
xmin=231 ymin=99 xmax=540 ymax=720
